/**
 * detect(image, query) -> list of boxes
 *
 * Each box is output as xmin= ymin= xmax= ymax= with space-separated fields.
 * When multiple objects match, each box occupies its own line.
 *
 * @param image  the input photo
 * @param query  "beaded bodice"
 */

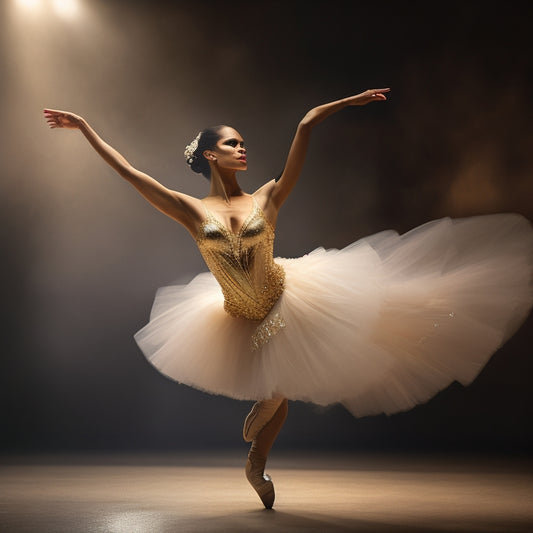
xmin=196 ymin=197 xmax=285 ymax=321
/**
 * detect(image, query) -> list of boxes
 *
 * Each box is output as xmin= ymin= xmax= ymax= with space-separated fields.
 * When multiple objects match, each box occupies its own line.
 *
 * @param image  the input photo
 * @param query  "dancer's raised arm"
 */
xmin=265 ymin=89 xmax=390 ymax=210
xmin=43 ymin=109 xmax=197 ymax=230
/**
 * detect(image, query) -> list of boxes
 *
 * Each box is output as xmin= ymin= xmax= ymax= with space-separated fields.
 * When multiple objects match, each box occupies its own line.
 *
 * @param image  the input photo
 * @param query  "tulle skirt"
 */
xmin=134 ymin=213 xmax=533 ymax=417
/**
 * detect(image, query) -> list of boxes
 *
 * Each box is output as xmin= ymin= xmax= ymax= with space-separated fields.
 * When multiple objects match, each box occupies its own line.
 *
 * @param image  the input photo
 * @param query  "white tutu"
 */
xmin=134 ymin=213 xmax=533 ymax=417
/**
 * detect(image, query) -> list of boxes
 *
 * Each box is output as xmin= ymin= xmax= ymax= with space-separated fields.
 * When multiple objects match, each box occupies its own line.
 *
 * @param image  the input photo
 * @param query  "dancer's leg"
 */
xmin=243 ymin=396 xmax=285 ymax=442
xmin=245 ymin=398 xmax=288 ymax=509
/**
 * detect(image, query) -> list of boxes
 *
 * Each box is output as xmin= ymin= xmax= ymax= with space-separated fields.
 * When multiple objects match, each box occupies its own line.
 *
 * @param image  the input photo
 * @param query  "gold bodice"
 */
xmin=196 ymin=197 xmax=285 ymax=321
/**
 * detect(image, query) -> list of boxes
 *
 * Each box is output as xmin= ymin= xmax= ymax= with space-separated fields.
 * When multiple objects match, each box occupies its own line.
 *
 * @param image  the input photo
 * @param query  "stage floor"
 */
xmin=1 ymin=451 xmax=532 ymax=532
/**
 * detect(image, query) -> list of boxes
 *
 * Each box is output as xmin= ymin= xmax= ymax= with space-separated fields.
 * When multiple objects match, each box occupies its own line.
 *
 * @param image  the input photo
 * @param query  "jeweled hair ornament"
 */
xmin=184 ymin=132 xmax=202 ymax=164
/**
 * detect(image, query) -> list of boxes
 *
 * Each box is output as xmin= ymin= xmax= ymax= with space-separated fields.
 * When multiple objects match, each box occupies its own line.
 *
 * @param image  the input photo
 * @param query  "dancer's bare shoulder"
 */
xmin=172 ymin=191 xmax=208 ymax=238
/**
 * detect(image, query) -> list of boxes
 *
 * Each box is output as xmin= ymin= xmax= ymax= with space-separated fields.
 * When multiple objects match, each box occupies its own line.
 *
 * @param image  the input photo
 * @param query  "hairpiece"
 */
xmin=184 ymin=132 xmax=202 ymax=164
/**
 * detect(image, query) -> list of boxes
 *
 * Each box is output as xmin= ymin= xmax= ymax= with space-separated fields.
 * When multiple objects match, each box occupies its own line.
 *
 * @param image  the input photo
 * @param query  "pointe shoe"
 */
xmin=243 ymin=398 xmax=284 ymax=442
xmin=245 ymin=455 xmax=275 ymax=509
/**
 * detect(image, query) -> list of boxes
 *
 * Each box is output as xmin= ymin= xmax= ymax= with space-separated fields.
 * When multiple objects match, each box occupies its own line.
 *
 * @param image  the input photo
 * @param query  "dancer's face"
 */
xmin=205 ymin=126 xmax=247 ymax=172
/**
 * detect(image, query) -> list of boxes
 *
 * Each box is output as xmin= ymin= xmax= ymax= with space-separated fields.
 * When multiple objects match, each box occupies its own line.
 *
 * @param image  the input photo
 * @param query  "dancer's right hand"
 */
xmin=44 ymin=109 xmax=83 ymax=129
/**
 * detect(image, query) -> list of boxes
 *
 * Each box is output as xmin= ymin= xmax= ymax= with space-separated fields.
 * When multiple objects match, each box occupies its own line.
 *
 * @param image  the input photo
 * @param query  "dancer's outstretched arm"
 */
xmin=43 ymin=109 xmax=196 ymax=230
xmin=264 ymin=89 xmax=390 ymax=211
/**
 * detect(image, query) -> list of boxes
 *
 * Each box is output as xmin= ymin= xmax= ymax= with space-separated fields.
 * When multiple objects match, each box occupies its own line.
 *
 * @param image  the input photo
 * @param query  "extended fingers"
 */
xmin=367 ymin=88 xmax=390 ymax=99
xmin=368 ymin=88 xmax=391 ymax=94
xmin=45 ymin=117 xmax=60 ymax=128
xmin=43 ymin=109 xmax=63 ymax=128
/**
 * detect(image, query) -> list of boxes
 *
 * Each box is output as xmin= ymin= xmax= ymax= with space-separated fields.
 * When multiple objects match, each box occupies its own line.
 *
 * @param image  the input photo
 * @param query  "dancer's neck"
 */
xmin=209 ymin=169 xmax=243 ymax=204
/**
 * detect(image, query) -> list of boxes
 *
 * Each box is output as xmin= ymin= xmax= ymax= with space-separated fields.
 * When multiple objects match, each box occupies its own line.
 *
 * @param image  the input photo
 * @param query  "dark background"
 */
xmin=1 ymin=0 xmax=532 ymax=455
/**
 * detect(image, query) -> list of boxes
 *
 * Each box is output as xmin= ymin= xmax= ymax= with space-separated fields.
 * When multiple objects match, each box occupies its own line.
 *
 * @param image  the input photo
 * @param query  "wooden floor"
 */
xmin=1 ymin=452 xmax=532 ymax=533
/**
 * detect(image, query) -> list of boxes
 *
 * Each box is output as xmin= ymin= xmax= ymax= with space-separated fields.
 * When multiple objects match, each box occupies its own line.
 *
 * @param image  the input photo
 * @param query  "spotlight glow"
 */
xmin=52 ymin=0 xmax=79 ymax=19
xmin=17 ymin=0 xmax=41 ymax=9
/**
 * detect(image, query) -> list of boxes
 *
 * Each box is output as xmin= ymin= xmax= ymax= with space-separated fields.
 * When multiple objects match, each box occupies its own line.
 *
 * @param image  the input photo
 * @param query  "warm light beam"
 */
xmin=16 ymin=0 xmax=41 ymax=9
xmin=52 ymin=0 xmax=79 ymax=19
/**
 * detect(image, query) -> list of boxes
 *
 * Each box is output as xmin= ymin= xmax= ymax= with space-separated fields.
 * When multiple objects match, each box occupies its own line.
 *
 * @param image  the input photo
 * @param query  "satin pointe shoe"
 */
xmin=243 ymin=398 xmax=284 ymax=442
xmin=245 ymin=453 xmax=275 ymax=509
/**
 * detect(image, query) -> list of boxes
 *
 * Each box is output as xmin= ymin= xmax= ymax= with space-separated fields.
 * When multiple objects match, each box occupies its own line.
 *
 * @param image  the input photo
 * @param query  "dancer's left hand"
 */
xmin=345 ymin=88 xmax=390 ymax=106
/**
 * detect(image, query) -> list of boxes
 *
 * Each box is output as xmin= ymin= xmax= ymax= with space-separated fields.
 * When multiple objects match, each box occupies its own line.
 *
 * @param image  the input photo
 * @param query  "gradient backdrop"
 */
xmin=1 ymin=0 xmax=532 ymax=454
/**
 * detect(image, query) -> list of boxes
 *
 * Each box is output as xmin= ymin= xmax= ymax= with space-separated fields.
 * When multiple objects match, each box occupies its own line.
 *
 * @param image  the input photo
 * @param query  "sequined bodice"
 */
xmin=196 ymin=197 xmax=285 ymax=321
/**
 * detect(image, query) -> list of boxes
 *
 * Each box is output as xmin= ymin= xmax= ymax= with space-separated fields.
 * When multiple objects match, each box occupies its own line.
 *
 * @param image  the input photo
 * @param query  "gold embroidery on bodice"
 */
xmin=196 ymin=197 xmax=285 ymax=321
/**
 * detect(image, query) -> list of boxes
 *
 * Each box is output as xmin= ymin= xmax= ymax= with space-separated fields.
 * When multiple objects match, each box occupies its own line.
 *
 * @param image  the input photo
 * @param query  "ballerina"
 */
xmin=44 ymin=88 xmax=533 ymax=508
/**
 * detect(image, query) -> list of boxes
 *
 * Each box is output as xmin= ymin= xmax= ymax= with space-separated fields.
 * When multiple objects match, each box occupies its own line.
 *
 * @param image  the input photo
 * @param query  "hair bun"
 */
xmin=183 ymin=126 xmax=225 ymax=180
xmin=190 ymin=157 xmax=204 ymax=174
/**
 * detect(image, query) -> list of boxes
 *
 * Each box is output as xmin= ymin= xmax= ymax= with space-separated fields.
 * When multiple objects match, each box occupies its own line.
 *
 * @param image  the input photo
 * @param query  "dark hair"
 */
xmin=184 ymin=125 xmax=225 ymax=180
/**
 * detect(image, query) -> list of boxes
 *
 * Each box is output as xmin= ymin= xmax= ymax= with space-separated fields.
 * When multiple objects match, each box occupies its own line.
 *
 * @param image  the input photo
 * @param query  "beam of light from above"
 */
xmin=14 ymin=0 xmax=81 ymax=19
xmin=7 ymin=0 xmax=90 ymax=97
xmin=52 ymin=0 xmax=79 ymax=20
xmin=16 ymin=0 xmax=42 ymax=10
